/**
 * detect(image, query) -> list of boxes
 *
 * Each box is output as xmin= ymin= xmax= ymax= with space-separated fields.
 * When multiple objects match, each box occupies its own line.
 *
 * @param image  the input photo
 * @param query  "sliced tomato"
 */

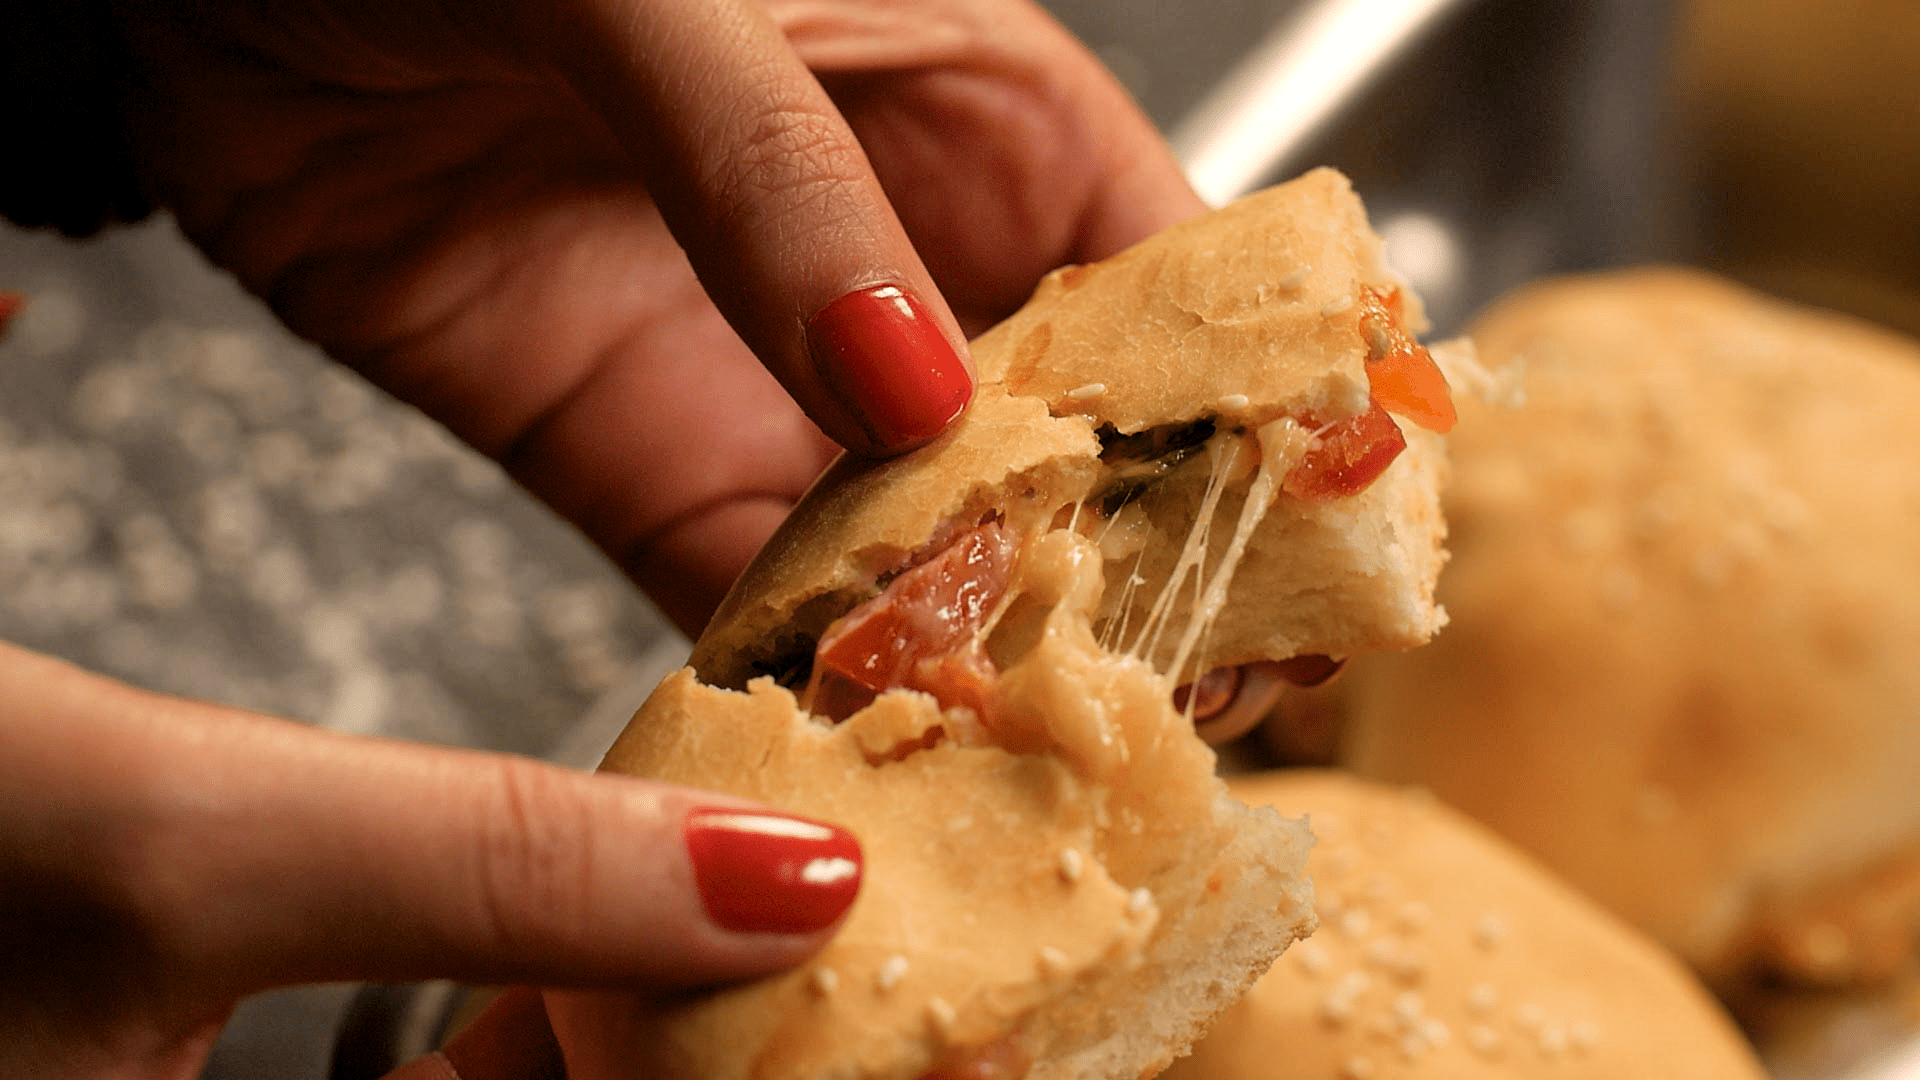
xmin=803 ymin=521 xmax=1017 ymax=722
xmin=0 ymin=293 xmax=23 ymax=339
xmin=1359 ymin=286 xmax=1456 ymax=433
xmin=1282 ymin=401 xmax=1408 ymax=502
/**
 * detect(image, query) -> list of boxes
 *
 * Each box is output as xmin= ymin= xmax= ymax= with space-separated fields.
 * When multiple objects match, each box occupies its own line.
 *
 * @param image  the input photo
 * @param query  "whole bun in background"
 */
xmin=1317 ymin=268 xmax=1920 ymax=989
xmin=1166 ymin=771 xmax=1769 ymax=1080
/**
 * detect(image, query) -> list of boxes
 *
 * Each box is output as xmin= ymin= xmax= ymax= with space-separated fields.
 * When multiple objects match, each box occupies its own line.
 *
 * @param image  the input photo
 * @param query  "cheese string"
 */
xmin=1128 ymin=436 xmax=1238 ymax=664
xmin=1164 ymin=424 xmax=1287 ymax=687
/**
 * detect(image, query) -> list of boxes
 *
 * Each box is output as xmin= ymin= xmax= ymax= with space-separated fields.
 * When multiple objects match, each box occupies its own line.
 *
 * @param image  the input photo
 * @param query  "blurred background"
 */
xmin=2 ymin=0 xmax=1917 ymax=1075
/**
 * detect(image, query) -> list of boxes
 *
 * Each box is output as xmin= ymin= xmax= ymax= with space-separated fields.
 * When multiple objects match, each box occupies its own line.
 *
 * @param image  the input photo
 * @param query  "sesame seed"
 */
xmin=1218 ymin=393 xmax=1251 ymax=410
xmin=1038 ymin=945 xmax=1070 ymax=978
xmin=1276 ymin=267 xmax=1311 ymax=290
xmin=1473 ymin=913 xmax=1506 ymax=950
xmin=1321 ymin=296 xmax=1355 ymax=317
xmin=1295 ymin=939 xmax=1332 ymax=975
xmin=808 ymin=966 xmax=839 ymax=996
xmin=1321 ymin=971 xmax=1371 ymax=1026
xmin=927 ymin=996 xmax=957 ymax=1032
xmin=1393 ymin=991 xmax=1424 ymax=1024
xmin=1339 ymin=1055 xmax=1375 ymax=1079
xmin=1537 ymin=1024 xmax=1567 ymax=1057
xmin=1391 ymin=952 xmax=1427 ymax=983
xmin=1420 ymin=1018 xmax=1451 ymax=1048
xmin=1339 ymin=910 xmax=1372 ymax=938
xmin=1057 ymin=847 xmax=1084 ymax=884
xmin=876 ymin=955 xmax=909 ymax=992
xmin=1569 ymin=1021 xmax=1600 ymax=1055
xmin=1465 ymin=982 xmax=1497 ymax=1015
xmin=1128 ymin=887 xmax=1153 ymax=918
xmin=1065 ymin=382 xmax=1107 ymax=401
xmin=1398 ymin=1032 xmax=1430 ymax=1061
xmin=1514 ymin=1003 xmax=1545 ymax=1031
xmin=1397 ymin=901 xmax=1431 ymax=932
xmin=1468 ymin=1025 xmax=1502 ymax=1056
xmin=1364 ymin=939 xmax=1397 ymax=969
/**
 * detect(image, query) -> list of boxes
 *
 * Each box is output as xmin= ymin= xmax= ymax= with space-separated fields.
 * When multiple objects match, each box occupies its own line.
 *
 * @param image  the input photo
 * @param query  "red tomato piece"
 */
xmin=1359 ymin=286 xmax=1456 ymax=433
xmin=803 ymin=521 xmax=1017 ymax=722
xmin=1281 ymin=401 xmax=1408 ymax=502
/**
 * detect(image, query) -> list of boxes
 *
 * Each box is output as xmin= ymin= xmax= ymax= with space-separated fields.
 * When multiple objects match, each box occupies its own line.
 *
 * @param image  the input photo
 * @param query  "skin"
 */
xmin=4 ymin=0 xmax=1205 ymax=1075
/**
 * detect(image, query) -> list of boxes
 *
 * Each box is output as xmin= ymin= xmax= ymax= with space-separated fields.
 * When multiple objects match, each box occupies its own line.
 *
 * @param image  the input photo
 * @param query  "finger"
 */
xmin=438 ymin=987 xmax=564 ymax=1080
xmin=522 ymin=0 xmax=975 ymax=456
xmin=772 ymin=0 xmax=1206 ymax=327
xmin=0 ymin=643 xmax=862 ymax=999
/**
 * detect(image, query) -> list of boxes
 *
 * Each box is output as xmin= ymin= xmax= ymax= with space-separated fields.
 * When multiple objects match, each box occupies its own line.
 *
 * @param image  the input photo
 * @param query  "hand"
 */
xmin=113 ymin=0 xmax=1205 ymax=634
xmin=0 ymin=641 xmax=862 ymax=1080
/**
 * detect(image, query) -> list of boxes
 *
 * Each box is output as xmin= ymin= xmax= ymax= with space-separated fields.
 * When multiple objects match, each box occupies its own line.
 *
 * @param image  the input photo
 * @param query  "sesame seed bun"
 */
xmin=1321 ymin=268 xmax=1920 ymax=988
xmin=547 ymin=170 xmax=1455 ymax=1080
xmin=1166 ymin=771 xmax=1769 ymax=1080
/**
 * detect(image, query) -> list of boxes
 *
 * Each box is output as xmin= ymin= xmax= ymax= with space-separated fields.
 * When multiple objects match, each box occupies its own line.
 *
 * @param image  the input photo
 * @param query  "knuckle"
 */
xmin=467 ymin=758 xmax=598 ymax=954
xmin=705 ymin=96 xmax=870 ymax=231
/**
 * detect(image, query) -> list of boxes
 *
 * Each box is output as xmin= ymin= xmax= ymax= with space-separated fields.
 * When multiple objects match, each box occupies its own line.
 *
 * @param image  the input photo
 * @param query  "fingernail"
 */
xmin=684 ymin=807 xmax=863 ymax=935
xmin=807 ymin=284 xmax=972 ymax=453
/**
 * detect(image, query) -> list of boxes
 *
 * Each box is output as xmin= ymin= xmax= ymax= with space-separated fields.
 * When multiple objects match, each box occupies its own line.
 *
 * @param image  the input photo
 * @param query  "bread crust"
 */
xmin=1166 ymin=771 xmax=1770 ymax=1080
xmin=1337 ymin=268 xmax=1920 ymax=986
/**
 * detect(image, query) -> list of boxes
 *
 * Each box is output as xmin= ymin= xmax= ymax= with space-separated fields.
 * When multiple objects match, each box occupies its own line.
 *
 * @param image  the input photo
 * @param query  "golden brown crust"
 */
xmin=1334 ymin=268 xmax=1920 ymax=986
xmin=1166 ymin=772 xmax=1770 ymax=1080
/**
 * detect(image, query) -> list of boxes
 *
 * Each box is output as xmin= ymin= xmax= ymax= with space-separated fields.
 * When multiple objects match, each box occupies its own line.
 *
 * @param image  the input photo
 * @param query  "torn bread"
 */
xmin=1166 ymin=772 xmax=1769 ymax=1080
xmin=552 ymin=168 xmax=1456 ymax=1080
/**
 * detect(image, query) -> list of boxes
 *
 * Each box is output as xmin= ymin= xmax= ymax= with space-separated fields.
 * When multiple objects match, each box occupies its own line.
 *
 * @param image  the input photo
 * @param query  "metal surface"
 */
xmin=1172 ymin=0 xmax=1469 ymax=208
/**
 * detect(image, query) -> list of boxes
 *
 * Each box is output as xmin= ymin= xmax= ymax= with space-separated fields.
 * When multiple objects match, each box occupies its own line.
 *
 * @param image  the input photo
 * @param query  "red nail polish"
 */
xmin=807 ymin=285 xmax=973 ymax=453
xmin=684 ymin=807 xmax=863 ymax=935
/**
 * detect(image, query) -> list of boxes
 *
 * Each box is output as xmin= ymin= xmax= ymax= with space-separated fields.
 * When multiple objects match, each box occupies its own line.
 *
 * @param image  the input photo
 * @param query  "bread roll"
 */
xmin=1167 ymin=771 xmax=1769 ymax=1080
xmin=1328 ymin=268 xmax=1920 ymax=987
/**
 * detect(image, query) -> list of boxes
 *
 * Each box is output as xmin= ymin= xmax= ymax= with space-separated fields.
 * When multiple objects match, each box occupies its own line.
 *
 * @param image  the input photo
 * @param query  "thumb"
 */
xmin=1 ymin=643 xmax=861 ymax=998
xmin=522 ymin=0 xmax=974 ymax=455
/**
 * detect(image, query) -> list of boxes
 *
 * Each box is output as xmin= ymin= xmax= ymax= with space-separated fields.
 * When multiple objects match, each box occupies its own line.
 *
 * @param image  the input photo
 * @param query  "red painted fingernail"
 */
xmin=807 ymin=284 xmax=972 ymax=453
xmin=684 ymin=807 xmax=863 ymax=935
